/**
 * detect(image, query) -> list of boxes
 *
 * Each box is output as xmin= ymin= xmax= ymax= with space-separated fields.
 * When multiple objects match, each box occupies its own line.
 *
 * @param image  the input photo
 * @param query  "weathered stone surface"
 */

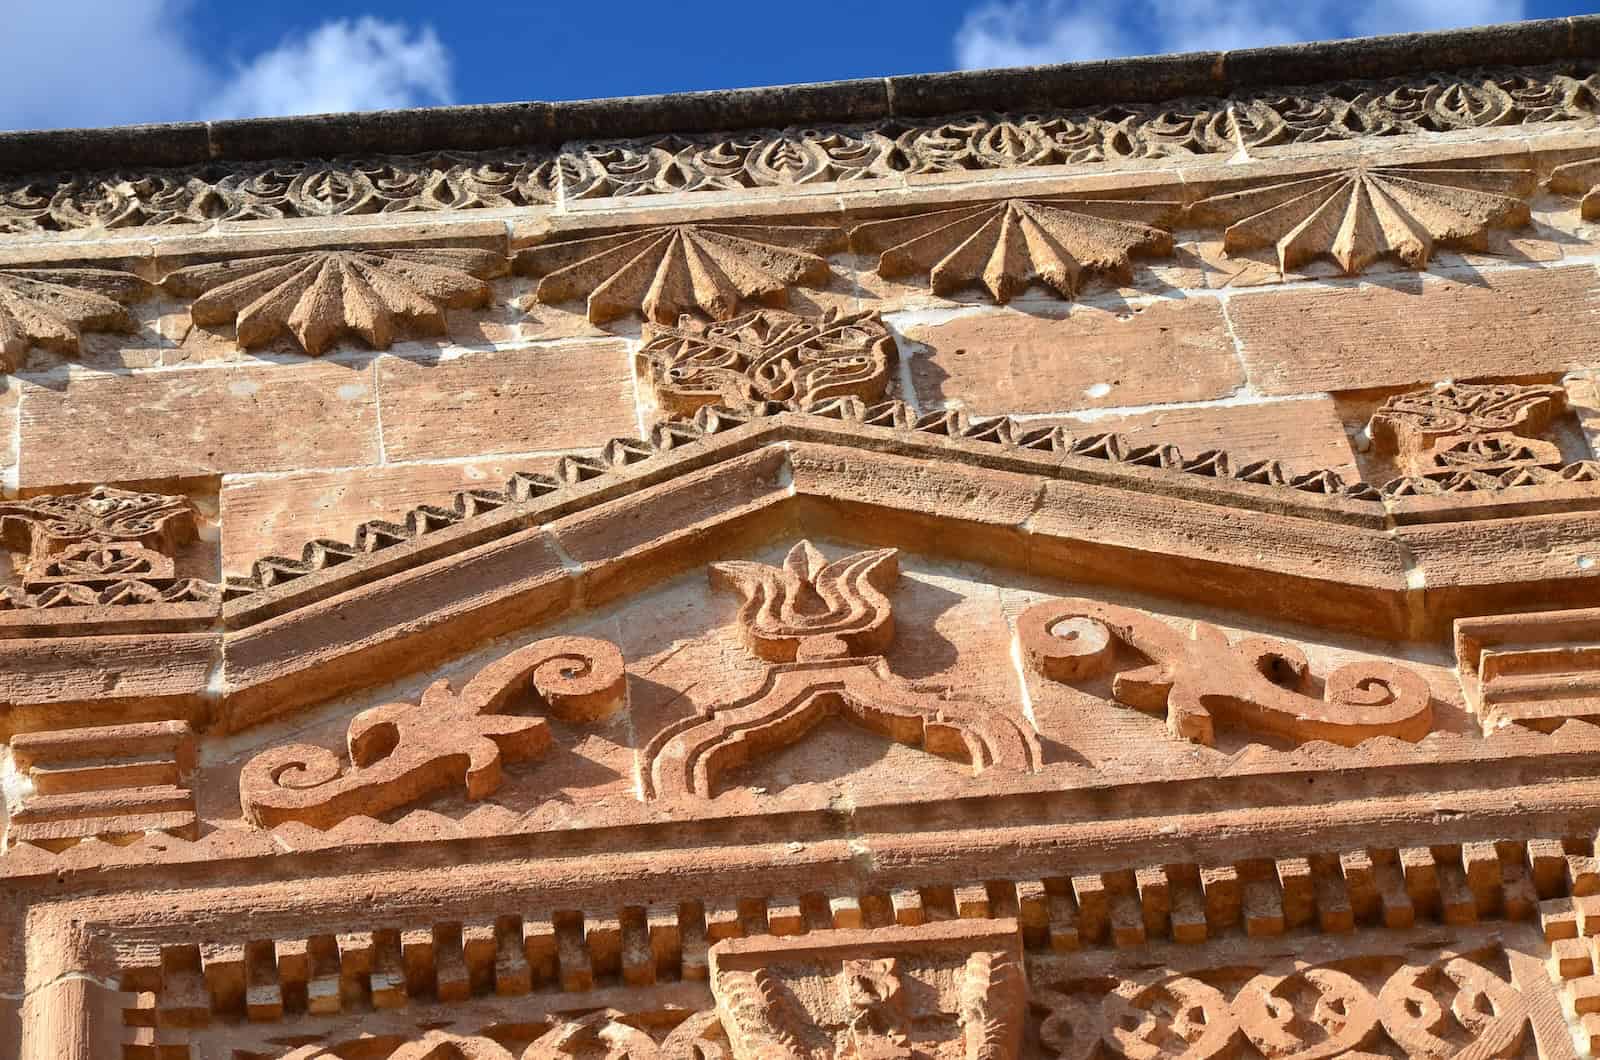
xmin=1228 ymin=266 xmax=1600 ymax=394
xmin=899 ymin=300 xmax=1242 ymax=414
xmin=375 ymin=342 xmax=638 ymax=461
xmin=17 ymin=362 xmax=380 ymax=487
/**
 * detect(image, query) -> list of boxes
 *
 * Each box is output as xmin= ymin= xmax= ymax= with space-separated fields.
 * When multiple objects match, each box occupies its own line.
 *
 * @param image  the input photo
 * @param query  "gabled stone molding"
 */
xmin=2 ymin=63 xmax=1597 ymax=236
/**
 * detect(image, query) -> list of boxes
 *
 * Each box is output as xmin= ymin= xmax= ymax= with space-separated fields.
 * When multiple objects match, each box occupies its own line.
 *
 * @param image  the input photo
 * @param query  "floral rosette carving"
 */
xmin=1019 ymin=597 xmax=1432 ymax=746
xmin=640 ymin=308 xmax=894 ymax=416
xmin=240 ymin=636 xmax=626 ymax=829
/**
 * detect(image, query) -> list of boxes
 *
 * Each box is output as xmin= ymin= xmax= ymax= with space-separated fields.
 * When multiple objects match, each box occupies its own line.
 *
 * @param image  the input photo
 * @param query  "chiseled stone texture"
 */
xmin=375 ymin=341 xmax=638 ymax=461
xmin=898 ymin=299 xmax=1242 ymax=414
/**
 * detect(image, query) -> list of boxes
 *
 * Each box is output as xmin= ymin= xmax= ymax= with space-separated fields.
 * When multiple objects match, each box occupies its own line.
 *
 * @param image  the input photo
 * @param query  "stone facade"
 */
xmin=7 ymin=15 xmax=1600 ymax=1059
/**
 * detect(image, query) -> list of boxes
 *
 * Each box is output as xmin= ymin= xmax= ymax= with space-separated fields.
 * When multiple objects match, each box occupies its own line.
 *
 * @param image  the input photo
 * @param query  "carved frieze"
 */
xmin=163 ymin=247 xmax=503 ymax=354
xmin=644 ymin=542 xmax=1039 ymax=800
xmin=1369 ymin=380 xmax=1568 ymax=476
xmin=4 ymin=65 xmax=1598 ymax=234
xmin=0 ymin=266 xmax=152 ymax=370
xmin=1020 ymin=597 xmax=1433 ymax=746
xmin=639 ymin=308 xmax=894 ymax=415
xmin=1192 ymin=163 xmax=1536 ymax=275
xmin=514 ymin=223 xmax=843 ymax=324
xmin=849 ymin=198 xmax=1178 ymax=302
xmin=240 ymin=635 xmax=626 ymax=828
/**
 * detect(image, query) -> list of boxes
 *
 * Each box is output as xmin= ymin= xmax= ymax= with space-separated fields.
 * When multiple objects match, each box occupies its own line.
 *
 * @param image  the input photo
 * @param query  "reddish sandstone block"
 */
xmin=375 ymin=342 xmax=637 ymax=461
xmin=1228 ymin=265 xmax=1600 ymax=395
xmin=18 ymin=362 xmax=380 ymax=487
xmin=900 ymin=300 xmax=1242 ymax=415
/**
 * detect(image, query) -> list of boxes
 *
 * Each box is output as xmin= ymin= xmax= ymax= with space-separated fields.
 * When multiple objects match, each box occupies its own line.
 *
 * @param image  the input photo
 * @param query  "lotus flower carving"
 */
xmin=711 ymin=540 xmax=899 ymax=662
xmin=1192 ymin=164 xmax=1535 ymax=275
xmin=164 ymin=247 xmax=502 ymax=354
xmin=0 ymin=267 xmax=152 ymax=370
xmin=515 ymin=222 xmax=843 ymax=325
xmin=849 ymin=197 xmax=1179 ymax=303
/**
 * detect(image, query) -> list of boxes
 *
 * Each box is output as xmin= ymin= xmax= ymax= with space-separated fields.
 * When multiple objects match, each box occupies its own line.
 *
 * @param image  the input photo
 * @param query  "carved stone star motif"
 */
xmin=849 ymin=197 xmax=1179 ymax=303
xmin=0 ymin=267 xmax=151 ymax=370
xmin=514 ymin=222 xmax=843 ymax=324
xmin=1193 ymin=164 xmax=1536 ymax=275
xmin=163 ymin=247 xmax=502 ymax=354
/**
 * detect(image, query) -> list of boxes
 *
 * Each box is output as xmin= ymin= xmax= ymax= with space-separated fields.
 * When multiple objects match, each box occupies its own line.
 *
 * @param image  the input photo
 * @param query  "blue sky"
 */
xmin=2 ymin=0 xmax=1595 ymax=131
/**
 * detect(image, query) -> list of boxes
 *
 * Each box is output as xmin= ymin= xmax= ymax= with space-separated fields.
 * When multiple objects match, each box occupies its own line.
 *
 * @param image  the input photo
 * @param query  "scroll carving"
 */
xmin=514 ymin=223 xmax=843 ymax=325
xmin=1036 ymin=945 xmax=1551 ymax=1059
xmin=239 ymin=635 xmax=627 ymax=828
xmin=1368 ymin=380 xmax=1567 ymax=476
xmin=163 ymin=248 xmax=502 ymax=355
xmin=644 ymin=542 xmax=1038 ymax=800
xmin=849 ymin=197 xmax=1178 ymax=303
xmin=1192 ymin=163 xmax=1535 ymax=275
xmin=276 ymin=1011 xmax=728 ymax=1059
xmin=639 ymin=308 xmax=894 ymax=416
xmin=1019 ymin=597 xmax=1432 ymax=746
xmin=0 ymin=266 xmax=152 ymax=370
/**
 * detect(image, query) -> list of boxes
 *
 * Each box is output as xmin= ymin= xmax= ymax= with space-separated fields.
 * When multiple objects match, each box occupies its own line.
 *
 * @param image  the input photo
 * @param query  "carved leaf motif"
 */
xmin=239 ymin=636 xmax=627 ymax=828
xmin=710 ymin=540 xmax=899 ymax=662
xmin=0 ymin=267 xmax=151 ymax=370
xmin=849 ymin=197 xmax=1178 ymax=302
xmin=514 ymin=223 xmax=843 ymax=325
xmin=163 ymin=248 xmax=501 ymax=354
xmin=1020 ymin=597 xmax=1433 ymax=746
xmin=1192 ymin=164 xmax=1535 ymax=274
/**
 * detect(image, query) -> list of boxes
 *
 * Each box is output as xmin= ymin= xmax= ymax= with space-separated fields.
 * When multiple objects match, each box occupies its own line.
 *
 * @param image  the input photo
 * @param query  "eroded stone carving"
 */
xmin=163 ymin=247 xmax=502 ymax=354
xmin=515 ymin=223 xmax=843 ymax=325
xmin=1020 ymin=597 xmax=1433 ymax=746
xmin=240 ymin=635 xmax=627 ymax=828
xmin=644 ymin=542 xmax=1038 ymax=799
xmin=1549 ymin=154 xmax=1600 ymax=218
xmin=1036 ymin=943 xmax=1555 ymax=1059
xmin=711 ymin=920 xmax=1026 ymax=1060
xmin=639 ymin=308 xmax=894 ymax=415
xmin=1192 ymin=163 xmax=1535 ymax=274
xmin=1369 ymin=380 xmax=1568 ymax=476
xmin=0 ymin=266 xmax=152 ymax=370
xmin=273 ymin=1012 xmax=727 ymax=1059
xmin=849 ymin=198 xmax=1178 ymax=302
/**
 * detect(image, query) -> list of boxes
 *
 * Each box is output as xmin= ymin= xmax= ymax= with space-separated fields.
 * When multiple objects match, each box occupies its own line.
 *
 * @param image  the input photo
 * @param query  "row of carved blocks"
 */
xmin=119 ymin=834 xmax=1596 ymax=1033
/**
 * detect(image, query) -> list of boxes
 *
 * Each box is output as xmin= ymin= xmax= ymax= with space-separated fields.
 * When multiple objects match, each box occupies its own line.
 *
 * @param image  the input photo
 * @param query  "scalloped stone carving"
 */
xmin=1191 ymin=164 xmax=1536 ymax=274
xmin=1020 ymin=597 xmax=1433 ymax=746
xmin=163 ymin=248 xmax=502 ymax=354
xmin=639 ymin=308 xmax=894 ymax=416
xmin=849 ymin=197 xmax=1179 ymax=302
xmin=0 ymin=267 xmax=152 ymax=370
xmin=514 ymin=222 xmax=844 ymax=325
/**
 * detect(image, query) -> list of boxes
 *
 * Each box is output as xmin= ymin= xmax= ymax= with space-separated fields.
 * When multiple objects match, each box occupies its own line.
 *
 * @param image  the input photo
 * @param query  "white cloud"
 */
xmin=953 ymin=0 xmax=1527 ymax=69
xmin=0 ymin=2 xmax=454 ymax=131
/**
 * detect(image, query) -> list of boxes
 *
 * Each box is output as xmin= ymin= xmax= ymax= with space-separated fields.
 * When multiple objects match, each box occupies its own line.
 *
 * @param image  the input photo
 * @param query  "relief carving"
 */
xmin=0 ymin=266 xmax=152 ymax=370
xmin=644 ymin=542 xmax=1038 ymax=800
xmin=163 ymin=247 xmax=503 ymax=355
xmin=1549 ymin=154 xmax=1600 ymax=218
xmin=1035 ymin=943 xmax=1559 ymax=1059
xmin=514 ymin=223 xmax=843 ymax=325
xmin=639 ymin=308 xmax=894 ymax=416
xmin=849 ymin=198 xmax=1178 ymax=303
xmin=274 ymin=1012 xmax=727 ymax=1059
xmin=240 ymin=635 xmax=626 ymax=828
xmin=710 ymin=920 xmax=1026 ymax=1060
xmin=1019 ymin=597 xmax=1433 ymax=746
xmin=1367 ymin=380 xmax=1568 ymax=476
xmin=1191 ymin=163 xmax=1535 ymax=275
xmin=1456 ymin=606 xmax=1600 ymax=733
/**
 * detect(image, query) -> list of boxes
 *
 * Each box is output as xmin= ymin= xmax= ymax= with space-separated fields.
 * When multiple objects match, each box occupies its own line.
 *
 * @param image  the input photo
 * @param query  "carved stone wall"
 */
xmin=6 ymin=16 xmax=1600 ymax=1060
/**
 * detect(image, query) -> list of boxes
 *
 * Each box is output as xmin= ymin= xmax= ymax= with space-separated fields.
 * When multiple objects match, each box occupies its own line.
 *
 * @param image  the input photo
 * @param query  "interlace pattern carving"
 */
xmin=163 ymin=248 xmax=503 ymax=355
xmin=1191 ymin=163 xmax=1536 ymax=275
xmin=849 ymin=197 xmax=1178 ymax=302
xmin=514 ymin=223 xmax=843 ymax=324
xmin=0 ymin=267 xmax=152 ymax=370
xmin=1020 ymin=597 xmax=1433 ymax=746
xmin=644 ymin=542 xmax=1038 ymax=799
xmin=239 ymin=635 xmax=627 ymax=828
xmin=1369 ymin=380 xmax=1568 ymax=476
xmin=274 ymin=1011 xmax=727 ymax=1059
xmin=1035 ymin=945 xmax=1549 ymax=1059
xmin=639 ymin=308 xmax=894 ymax=415
xmin=4 ymin=65 xmax=1597 ymax=233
